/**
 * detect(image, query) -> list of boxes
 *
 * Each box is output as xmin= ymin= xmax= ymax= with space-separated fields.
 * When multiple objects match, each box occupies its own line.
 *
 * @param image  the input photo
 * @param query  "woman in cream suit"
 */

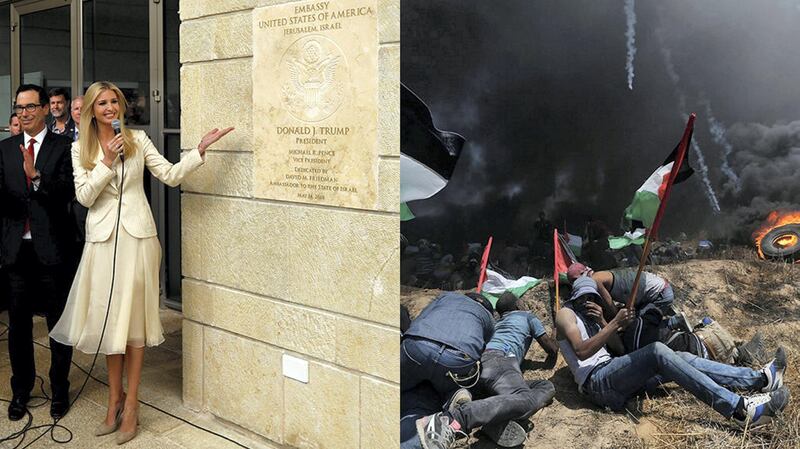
xmin=51 ymin=81 xmax=233 ymax=444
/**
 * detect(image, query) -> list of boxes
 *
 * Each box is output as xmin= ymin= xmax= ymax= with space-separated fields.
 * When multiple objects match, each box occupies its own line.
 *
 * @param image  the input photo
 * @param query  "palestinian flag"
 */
xmin=565 ymin=232 xmax=583 ymax=257
xmin=400 ymin=84 xmax=465 ymax=214
xmin=480 ymin=268 xmax=543 ymax=307
xmin=610 ymin=117 xmax=695 ymax=248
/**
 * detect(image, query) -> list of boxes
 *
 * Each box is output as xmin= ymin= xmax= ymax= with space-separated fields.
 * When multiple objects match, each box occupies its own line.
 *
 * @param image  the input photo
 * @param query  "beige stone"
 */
xmin=335 ymin=318 xmax=399 ymax=382
xmin=180 ymin=11 xmax=253 ymax=63
xmin=182 ymin=194 xmax=399 ymax=326
xmin=180 ymin=0 xmax=256 ymax=21
xmin=377 ymin=157 xmax=399 ymax=213
xmin=183 ymin=280 xmax=337 ymax=361
xmin=378 ymin=0 xmax=399 ymax=43
xmin=378 ymin=44 xmax=400 ymax=157
xmin=181 ymin=59 xmax=252 ymax=152
xmin=284 ymin=361 xmax=359 ymax=448
xmin=251 ymin=0 xmax=379 ymax=210
xmin=204 ymin=327 xmax=284 ymax=443
xmin=361 ymin=377 xmax=399 ymax=449
xmin=181 ymin=151 xmax=254 ymax=197
xmin=182 ymin=319 xmax=204 ymax=410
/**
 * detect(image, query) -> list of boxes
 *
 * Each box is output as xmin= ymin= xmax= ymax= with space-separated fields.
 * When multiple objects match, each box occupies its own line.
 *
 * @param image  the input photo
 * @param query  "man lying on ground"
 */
xmin=401 ymin=292 xmax=495 ymax=449
xmin=556 ymin=276 xmax=789 ymax=429
xmin=416 ymin=292 xmax=558 ymax=449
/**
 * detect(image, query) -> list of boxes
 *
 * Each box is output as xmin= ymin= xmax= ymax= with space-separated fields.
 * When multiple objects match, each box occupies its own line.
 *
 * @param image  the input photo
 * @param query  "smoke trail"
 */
xmin=690 ymin=139 xmax=721 ymax=213
xmin=704 ymin=102 xmax=741 ymax=193
xmin=655 ymin=27 xmax=721 ymax=213
xmin=624 ymin=0 xmax=637 ymax=90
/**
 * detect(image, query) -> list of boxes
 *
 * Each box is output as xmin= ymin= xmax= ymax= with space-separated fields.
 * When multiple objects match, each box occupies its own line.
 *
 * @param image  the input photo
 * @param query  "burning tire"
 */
xmin=759 ymin=224 xmax=800 ymax=261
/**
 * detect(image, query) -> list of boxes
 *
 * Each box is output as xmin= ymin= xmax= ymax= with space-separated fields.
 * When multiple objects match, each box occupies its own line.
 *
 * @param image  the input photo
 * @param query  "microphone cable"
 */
xmin=0 ymin=155 xmax=251 ymax=448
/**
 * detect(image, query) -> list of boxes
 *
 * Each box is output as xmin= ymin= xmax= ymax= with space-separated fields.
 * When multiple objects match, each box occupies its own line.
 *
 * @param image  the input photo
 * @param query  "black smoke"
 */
xmin=401 ymin=0 xmax=800 ymax=251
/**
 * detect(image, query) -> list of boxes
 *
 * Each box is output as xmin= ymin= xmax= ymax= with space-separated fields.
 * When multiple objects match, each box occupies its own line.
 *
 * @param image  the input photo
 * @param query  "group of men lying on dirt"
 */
xmin=400 ymin=263 xmax=790 ymax=449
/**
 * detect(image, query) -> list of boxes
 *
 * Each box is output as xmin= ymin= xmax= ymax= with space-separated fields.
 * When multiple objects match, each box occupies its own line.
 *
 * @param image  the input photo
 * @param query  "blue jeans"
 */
xmin=450 ymin=350 xmax=555 ymax=430
xmin=401 ymin=336 xmax=478 ymax=397
xmin=400 ymin=337 xmax=478 ymax=449
xmin=585 ymin=342 xmax=764 ymax=417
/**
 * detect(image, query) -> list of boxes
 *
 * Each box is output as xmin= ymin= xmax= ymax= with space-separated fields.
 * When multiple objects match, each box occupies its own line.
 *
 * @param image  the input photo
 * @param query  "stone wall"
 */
xmin=179 ymin=1 xmax=399 ymax=447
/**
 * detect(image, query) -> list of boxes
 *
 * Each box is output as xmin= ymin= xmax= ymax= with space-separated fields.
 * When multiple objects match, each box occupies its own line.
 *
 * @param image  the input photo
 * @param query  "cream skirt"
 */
xmin=50 ymin=225 xmax=164 ymax=355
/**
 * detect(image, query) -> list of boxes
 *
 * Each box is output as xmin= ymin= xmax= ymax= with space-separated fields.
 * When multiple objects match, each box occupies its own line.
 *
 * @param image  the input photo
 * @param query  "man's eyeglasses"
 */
xmin=13 ymin=103 xmax=44 ymax=114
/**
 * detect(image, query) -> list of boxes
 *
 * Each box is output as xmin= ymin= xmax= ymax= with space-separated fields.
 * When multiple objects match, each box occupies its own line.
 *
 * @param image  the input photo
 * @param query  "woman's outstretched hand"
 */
xmin=198 ymin=127 xmax=235 ymax=156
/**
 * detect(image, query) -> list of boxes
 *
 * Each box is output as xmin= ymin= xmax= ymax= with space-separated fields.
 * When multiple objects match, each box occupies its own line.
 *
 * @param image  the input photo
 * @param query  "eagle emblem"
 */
xmin=281 ymin=38 xmax=346 ymax=122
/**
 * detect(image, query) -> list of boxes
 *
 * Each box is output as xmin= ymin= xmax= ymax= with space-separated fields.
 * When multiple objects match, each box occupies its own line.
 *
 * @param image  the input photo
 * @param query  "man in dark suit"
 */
xmin=0 ymin=84 xmax=75 ymax=420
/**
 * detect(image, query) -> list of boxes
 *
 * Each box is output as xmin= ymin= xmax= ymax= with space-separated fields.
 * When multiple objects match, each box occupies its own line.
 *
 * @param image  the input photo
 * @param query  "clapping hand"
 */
xmin=198 ymin=127 xmax=235 ymax=156
xmin=19 ymin=144 xmax=37 ymax=179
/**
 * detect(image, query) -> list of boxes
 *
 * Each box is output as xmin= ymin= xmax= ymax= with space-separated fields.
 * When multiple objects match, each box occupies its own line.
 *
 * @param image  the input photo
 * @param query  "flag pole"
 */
xmin=553 ymin=229 xmax=561 ymax=311
xmin=477 ymin=236 xmax=493 ymax=293
xmin=626 ymin=113 xmax=695 ymax=310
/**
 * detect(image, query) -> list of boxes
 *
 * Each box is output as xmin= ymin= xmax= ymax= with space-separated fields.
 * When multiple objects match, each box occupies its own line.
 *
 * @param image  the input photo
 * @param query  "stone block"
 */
xmin=204 ymin=327 xmax=284 ymax=443
xmin=377 ymin=157 xmax=399 ymax=213
xmin=181 ymin=59 xmax=252 ymax=152
xmin=361 ymin=377 xmax=399 ymax=449
xmin=182 ymin=319 xmax=204 ymax=410
xmin=335 ymin=318 xmax=399 ymax=382
xmin=180 ymin=11 xmax=253 ymax=63
xmin=181 ymin=151 xmax=253 ymax=197
xmin=182 ymin=195 xmax=399 ymax=326
xmin=284 ymin=361 xmax=359 ymax=448
xmin=378 ymin=0 xmax=399 ymax=43
xmin=183 ymin=280 xmax=337 ymax=361
xmin=378 ymin=44 xmax=399 ymax=156
xmin=180 ymin=0 xmax=256 ymax=21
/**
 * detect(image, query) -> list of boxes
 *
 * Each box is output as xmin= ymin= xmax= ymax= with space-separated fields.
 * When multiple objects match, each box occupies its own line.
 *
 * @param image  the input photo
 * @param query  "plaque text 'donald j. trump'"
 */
xmin=252 ymin=0 xmax=378 ymax=209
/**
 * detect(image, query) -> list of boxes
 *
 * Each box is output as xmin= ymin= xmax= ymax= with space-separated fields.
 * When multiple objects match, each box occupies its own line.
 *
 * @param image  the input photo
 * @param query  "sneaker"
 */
xmin=761 ymin=347 xmax=787 ymax=393
xmin=736 ymin=332 xmax=766 ymax=366
xmin=733 ymin=386 xmax=791 ymax=429
xmin=416 ymin=412 xmax=458 ymax=449
xmin=480 ymin=420 xmax=527 ymax=447
xmin=446 ymin=388 xmax=472 ymax=413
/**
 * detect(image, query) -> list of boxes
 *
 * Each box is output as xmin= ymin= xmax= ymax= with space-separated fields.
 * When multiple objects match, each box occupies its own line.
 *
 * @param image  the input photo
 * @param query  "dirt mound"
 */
xmin=402 ymin=258 xmax=800 ymax=449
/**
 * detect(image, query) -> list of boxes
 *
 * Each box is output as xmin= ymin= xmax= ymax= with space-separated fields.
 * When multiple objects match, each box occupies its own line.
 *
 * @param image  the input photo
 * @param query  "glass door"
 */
xmin=11 ymin=0 xmax=76 ymax=102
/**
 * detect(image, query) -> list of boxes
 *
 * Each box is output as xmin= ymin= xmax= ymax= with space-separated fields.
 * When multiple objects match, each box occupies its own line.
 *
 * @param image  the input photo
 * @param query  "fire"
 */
xmin=752 ymin=210 xmax=800 ymax=259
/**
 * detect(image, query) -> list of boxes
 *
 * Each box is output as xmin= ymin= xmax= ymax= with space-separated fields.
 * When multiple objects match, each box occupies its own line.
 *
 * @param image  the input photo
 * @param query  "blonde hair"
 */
xmin=78 ymin=81 xmax=136 ymax=169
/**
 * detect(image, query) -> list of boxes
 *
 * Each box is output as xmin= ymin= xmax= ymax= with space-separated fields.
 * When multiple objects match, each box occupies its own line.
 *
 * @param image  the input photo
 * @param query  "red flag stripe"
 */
xmin=477 ymin=236 xmax=493 ymax=293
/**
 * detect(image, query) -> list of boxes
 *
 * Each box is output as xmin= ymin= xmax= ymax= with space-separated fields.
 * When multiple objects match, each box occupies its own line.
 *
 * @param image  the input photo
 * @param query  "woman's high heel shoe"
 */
xmin=115 ymin=407 xmax=139 ymax=445
xmin=94 ymin=401 xmax=124 ymax=436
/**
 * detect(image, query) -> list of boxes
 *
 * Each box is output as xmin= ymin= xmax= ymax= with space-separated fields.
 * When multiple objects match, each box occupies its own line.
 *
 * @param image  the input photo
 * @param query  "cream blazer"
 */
xmin=73 ymin=129 xmax=204 ymax=243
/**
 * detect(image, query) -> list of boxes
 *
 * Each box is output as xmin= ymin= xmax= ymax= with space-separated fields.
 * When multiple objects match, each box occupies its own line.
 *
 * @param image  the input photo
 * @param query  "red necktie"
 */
xmin=24 ymin=138 xmax=36 ymax=235
xmin=25 ymin=138 xmax=36 ymax=187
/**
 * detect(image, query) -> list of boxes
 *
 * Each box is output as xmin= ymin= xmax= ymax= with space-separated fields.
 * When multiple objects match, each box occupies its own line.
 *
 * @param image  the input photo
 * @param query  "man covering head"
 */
xmin=555 ymin=277 xmax=790 ymax=430
xmin=567 ymin=262 xmax=593 ymax=284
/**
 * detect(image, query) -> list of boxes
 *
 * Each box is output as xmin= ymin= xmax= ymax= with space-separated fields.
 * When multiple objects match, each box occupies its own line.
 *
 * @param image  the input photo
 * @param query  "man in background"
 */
xmin=8 ymin=113 xmax=22 ymax=136
xmin=47 ymin=88 xmax=75 ymax=137
xmin=69 ymin=95 xmax=83 ymax=141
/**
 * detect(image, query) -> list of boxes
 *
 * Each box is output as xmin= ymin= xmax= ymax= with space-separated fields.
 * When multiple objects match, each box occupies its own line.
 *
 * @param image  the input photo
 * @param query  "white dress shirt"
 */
xmin=22 ymin=127 xmax=48 ymax=240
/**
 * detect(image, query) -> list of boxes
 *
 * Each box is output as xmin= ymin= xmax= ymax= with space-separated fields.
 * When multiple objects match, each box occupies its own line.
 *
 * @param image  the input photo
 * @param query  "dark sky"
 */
xmin=401 ymin=0 xmax=800 ymax=250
